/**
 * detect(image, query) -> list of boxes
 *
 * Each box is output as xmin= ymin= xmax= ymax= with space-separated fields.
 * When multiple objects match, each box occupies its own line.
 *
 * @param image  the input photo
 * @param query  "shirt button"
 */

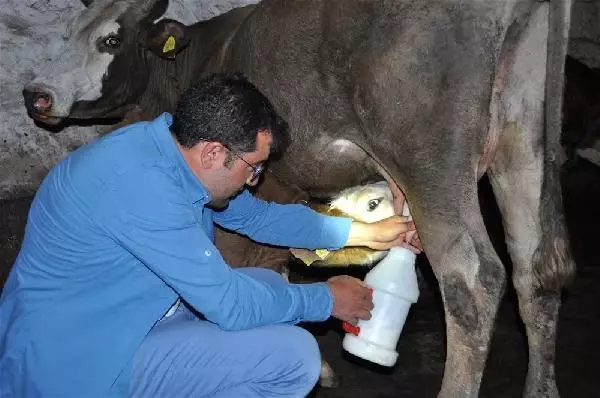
xmin=204 ymin=250 xmax=211 ymax=256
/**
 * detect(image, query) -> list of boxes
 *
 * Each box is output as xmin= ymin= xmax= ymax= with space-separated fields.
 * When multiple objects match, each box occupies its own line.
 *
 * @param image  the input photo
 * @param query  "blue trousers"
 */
xmin=119 ymin=268 xmax=322 ymax=397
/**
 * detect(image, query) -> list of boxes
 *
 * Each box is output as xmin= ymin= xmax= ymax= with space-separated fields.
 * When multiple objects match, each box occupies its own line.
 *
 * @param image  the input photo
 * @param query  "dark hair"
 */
xmin=171 ymin=73 xmax=290 ymax=157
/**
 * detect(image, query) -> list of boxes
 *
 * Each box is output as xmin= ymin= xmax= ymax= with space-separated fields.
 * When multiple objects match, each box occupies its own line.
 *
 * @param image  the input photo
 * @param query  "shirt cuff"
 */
xmin=292 ymin=282 xmax=334 ymax=322
xmin=318 ymin=215 xmax=353 ymax=250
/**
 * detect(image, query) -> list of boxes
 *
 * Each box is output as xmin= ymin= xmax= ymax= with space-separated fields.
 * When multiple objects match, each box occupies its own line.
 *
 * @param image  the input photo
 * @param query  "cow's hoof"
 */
xmin=318 ymin=360 xmax=340 ymax=388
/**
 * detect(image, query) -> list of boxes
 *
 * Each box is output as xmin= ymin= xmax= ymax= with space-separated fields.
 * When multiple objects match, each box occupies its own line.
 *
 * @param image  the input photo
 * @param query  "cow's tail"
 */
xmin=533 ymin=0 xmax=575 ymax=292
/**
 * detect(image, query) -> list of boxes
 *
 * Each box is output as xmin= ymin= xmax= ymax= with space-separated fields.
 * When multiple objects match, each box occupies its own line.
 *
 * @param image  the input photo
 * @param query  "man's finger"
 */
xmin=393 ymin=220 xmax=415 ymax=233
xmin=357 ymin=309 xmax=372 ymax=321
xmin=386 ymin=215 xmax=410 ymax=223
xmin=405 ymin=230 xmax=417 ymax=242
xmin=401 ymin=242 xmax=422 ymax=254
xmin=412 ymin=236 xmax=423 ymax=251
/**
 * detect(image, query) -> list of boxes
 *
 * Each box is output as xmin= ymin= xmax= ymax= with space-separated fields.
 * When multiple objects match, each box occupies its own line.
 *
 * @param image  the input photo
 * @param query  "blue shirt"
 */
xmin=0 ymin=113 xmax=352 ymax=397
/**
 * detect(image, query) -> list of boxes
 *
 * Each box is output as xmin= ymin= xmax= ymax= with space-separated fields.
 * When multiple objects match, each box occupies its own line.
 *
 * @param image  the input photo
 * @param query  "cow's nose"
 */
xmin=22 ymin=85 xmax=54 ymax=114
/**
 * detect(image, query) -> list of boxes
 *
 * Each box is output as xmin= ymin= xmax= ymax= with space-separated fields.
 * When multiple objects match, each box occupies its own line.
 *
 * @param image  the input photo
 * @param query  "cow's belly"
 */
xmin=272 ymin=138 xmax=381 ymax=199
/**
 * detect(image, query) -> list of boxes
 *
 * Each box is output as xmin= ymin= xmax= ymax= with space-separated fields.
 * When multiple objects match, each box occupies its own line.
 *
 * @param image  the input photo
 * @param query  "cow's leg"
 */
xmin=408 ymin=187 xmax=506 ymax=398
xmin=487 ymin=4 xmax=569 ymax=396
xmin=488 ymin=126 xmax=561 ymax=398
xmin=352 ymin=41 xmax=507 ymax=398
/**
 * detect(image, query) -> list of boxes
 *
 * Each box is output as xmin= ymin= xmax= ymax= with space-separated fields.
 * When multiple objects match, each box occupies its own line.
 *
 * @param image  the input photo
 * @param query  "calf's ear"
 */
xmin=141 ymin=19 xmax=190 ymax=60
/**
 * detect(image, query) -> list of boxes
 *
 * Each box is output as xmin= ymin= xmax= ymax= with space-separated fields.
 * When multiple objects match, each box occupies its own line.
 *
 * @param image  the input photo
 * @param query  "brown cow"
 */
xmin=23 ymin=1 xmax=574 ymax=396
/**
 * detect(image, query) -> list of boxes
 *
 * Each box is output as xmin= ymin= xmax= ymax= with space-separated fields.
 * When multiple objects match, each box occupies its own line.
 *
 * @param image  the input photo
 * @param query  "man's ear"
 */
xmin=140 ymin=19 xmax=190 ymax=60
xmin=198 ymin=142 xmax=227 ymax=169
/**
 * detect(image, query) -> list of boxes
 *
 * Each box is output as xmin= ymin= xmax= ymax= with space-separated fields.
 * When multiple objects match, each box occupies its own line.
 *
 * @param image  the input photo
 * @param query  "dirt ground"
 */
xmin=1 ymin=160 xmax=598 ymax=397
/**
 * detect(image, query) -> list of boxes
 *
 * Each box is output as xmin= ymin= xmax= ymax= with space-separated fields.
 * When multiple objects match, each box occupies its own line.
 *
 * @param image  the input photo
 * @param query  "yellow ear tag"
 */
xmin=314 ymin=249 xmax=330 ymax=260
xmin=162 ymin=36 xmax=176 ymax=53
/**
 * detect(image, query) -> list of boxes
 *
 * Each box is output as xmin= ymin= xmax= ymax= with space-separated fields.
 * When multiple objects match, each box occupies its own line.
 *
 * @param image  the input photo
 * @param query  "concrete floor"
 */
xmin=1 ymin=159 xmax=599 ymax=397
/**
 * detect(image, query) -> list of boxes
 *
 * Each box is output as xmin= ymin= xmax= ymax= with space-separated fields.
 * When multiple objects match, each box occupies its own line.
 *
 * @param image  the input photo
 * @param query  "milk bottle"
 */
xmin=342 ymin=246 xmax=419 ymax=367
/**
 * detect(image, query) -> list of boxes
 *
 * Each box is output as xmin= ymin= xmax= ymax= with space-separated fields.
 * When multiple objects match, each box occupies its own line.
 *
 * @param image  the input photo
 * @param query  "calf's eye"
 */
xmin=367 ymin=198 xmax=383 ymax=212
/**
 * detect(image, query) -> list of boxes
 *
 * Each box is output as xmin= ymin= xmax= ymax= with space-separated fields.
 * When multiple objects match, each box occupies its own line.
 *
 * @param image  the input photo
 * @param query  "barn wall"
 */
xmin=0 ymin=0 xmax=598 ymax=200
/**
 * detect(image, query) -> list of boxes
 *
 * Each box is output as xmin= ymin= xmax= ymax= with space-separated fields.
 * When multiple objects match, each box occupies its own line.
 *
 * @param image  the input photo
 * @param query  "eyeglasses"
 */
xmin=222 ymin=144 xmax=265 ymax=183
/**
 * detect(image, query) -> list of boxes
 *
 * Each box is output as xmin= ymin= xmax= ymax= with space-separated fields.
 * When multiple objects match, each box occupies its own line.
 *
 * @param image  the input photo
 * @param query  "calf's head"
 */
xmin=291 ymin=181 xmax=402 ymax=267
xmin=327 ymin=181 xmax=396 ymax=224
xmin=22 ymin=0 xmax=188 ymax=125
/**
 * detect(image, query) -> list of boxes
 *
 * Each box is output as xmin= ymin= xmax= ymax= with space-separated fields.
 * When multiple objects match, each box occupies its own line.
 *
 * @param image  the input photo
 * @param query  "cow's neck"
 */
xmin=137 ymin=5 xmax=256 ymax=118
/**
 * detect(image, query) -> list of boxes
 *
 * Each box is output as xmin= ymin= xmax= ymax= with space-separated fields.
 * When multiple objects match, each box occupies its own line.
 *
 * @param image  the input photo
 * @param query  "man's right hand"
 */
xmin=327 ymin=275 xmax=373 ymax=325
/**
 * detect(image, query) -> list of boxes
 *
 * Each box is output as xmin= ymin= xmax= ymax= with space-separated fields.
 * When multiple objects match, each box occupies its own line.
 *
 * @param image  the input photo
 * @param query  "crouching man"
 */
xmin=0 ymin=73 xmax=417 ymax=398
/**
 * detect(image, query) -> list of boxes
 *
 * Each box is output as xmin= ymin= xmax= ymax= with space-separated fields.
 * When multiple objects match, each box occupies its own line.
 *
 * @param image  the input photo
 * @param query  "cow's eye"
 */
xmin=367 ymin=198 xmax=382 ymax=212
xmin=104 ymin=36 xmax=121 ymax=49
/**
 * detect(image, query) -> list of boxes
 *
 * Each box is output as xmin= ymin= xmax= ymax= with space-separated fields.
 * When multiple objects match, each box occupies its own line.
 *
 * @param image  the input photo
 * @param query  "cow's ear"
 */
xmin=141 ymin=19 xmax=190 ymax=60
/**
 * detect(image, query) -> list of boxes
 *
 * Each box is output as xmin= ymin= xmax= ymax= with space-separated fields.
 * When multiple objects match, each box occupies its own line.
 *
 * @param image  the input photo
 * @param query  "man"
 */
xmin=0 ymin=74 xmax=417 ymax=397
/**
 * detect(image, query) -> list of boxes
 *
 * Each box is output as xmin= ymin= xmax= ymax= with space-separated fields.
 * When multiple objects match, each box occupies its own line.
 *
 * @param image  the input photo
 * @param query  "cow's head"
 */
xmin=22 ymin=0 xmax=189 ymax=125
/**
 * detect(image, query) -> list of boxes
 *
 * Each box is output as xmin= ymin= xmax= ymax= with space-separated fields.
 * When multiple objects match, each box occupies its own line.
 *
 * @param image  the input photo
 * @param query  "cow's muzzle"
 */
xmin=22 ymin=84 xmax=64 ymax=125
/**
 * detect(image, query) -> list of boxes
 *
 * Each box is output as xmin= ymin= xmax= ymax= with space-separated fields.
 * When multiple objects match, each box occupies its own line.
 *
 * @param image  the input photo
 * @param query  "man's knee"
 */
xmin=259 ymin=325 xmax=322 ymax=396
xmin=288 ymin=326 xmax=322 ymax=384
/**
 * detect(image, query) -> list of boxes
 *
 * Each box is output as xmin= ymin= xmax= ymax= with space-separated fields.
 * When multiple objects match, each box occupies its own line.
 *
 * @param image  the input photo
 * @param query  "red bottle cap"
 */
xmin=342 ymin=322 xmax=360 ymax=336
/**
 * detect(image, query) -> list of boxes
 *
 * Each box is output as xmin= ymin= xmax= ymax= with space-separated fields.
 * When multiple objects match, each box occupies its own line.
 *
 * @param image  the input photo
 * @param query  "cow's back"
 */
xmin=220 ymin=0 xmax=519 ymax=193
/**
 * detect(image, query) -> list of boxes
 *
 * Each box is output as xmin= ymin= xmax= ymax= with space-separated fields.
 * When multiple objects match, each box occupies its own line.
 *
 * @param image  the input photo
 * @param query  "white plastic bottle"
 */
xmin=342 ymin=246 xmax=419 ymax=367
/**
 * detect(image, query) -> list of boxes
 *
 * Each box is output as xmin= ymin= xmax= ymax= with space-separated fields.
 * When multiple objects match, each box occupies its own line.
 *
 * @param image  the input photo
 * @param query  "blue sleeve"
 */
xmin=213 ymin=190 xmax=353 ymax=250
xmin=97 ymin=167 xmax=333 ymax=331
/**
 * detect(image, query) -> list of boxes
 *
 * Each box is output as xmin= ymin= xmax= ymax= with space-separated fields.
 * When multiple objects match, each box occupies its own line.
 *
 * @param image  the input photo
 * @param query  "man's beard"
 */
xmin=208 ymin=198 xmax=230 ymax=210
xmin=208 ymin=187 xmax=245 ymax=210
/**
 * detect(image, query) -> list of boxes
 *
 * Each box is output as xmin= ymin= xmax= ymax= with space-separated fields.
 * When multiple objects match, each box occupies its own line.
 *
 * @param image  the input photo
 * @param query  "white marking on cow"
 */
xmin=78 ymin=21 xmax=119 ymax=102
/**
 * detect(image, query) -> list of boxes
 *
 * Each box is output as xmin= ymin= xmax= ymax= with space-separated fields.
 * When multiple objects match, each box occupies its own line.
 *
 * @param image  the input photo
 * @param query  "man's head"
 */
xmin=172 ymin=73 xmax=290 ymax=208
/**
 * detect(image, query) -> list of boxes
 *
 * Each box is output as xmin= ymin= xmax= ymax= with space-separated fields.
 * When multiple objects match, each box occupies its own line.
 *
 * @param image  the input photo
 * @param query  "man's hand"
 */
xmin=327 ymin=275 xmax=373 ymax=325
xmin=345 ymin=215 xmax=419 ymax=251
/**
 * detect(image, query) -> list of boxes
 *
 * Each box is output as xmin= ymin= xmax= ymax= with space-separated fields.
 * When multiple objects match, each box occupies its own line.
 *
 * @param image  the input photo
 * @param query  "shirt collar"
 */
xmin=150 ymin=112 xmax=211 ymax=204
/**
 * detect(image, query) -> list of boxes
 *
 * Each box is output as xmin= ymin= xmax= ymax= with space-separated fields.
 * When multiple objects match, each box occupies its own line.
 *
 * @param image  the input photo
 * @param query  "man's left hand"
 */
xmin=346 ymin=215 xmax=421 ymax=252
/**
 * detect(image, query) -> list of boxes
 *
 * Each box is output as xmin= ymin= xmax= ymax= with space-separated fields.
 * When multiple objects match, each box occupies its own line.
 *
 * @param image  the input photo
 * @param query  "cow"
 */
xmin=21 ymin=0 xmax=575 ymax=396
